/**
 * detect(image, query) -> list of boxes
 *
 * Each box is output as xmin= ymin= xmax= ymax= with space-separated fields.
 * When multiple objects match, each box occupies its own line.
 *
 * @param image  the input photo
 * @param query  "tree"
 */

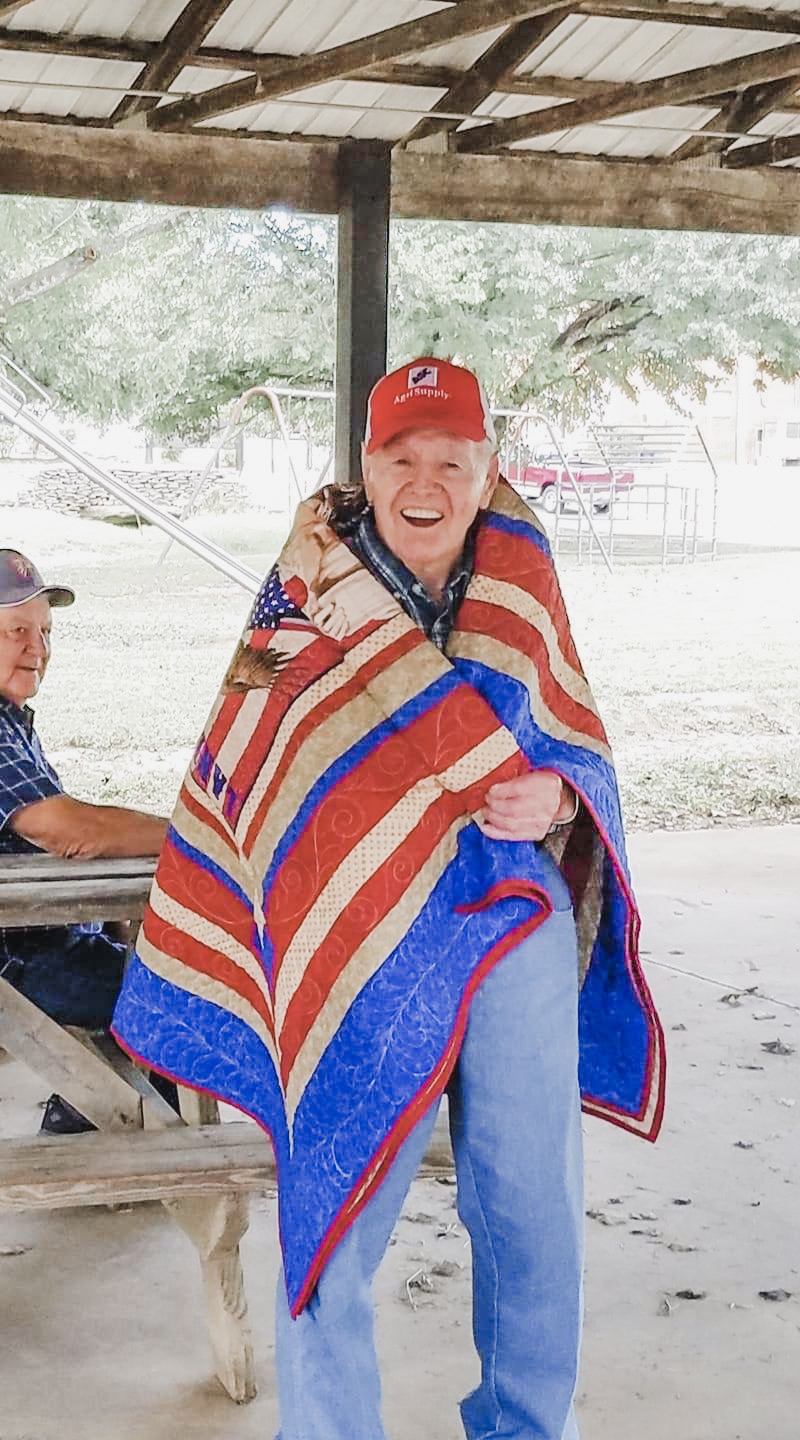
xmin=2 ymin=200 xmax=335 ymax=438
xmin=5 ymin=195 xmax=800 ymax=439
xmin=390 ymin=221 xmax=800 ymax=426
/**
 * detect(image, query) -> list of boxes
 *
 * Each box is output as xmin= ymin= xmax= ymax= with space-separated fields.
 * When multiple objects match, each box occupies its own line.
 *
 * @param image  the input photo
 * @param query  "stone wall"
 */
xmin=2 ymin=464 xmax=253 ymax=517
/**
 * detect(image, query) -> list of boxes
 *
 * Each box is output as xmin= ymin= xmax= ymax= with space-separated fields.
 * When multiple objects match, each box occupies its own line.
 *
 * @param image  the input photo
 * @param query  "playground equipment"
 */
xmin=155 ymin=384 xmax=332 ymax=569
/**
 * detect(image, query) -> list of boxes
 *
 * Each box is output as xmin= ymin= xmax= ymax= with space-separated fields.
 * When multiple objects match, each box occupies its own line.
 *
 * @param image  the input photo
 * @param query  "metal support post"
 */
xmin=335 ymin=140 xmax=391 ymax=486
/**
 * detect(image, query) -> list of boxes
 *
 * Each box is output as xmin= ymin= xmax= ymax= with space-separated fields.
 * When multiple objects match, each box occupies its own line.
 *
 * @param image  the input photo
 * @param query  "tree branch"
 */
xmin=2 ymin=213 xmax=190 ymax=311
xmin=552 ymin=296 xmax=646 ymax=350
xmin=568 ymin=314 xmax=653 ymax=352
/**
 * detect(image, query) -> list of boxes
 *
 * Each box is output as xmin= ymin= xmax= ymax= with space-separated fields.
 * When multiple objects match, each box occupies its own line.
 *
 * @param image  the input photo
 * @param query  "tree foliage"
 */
xmin=3 ymin=195 xmax=800 ymax=439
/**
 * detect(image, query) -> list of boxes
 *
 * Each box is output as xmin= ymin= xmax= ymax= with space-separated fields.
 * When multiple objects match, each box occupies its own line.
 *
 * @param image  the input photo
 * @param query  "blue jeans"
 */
xmin=275 ymin=852 xmax=583 ymax=1440
xmin=4 ymin=929 xmax=125 ymax=1030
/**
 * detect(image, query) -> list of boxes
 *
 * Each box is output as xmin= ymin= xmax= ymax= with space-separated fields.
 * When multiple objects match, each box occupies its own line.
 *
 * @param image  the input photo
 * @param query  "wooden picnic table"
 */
xmin=0 ymin=852 xmax=156 ymax=927
xmin=0 ymin=850 xmax=456 ymax=1400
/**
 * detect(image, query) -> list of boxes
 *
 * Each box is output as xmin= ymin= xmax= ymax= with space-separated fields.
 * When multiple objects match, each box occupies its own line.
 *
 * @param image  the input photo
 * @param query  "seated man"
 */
xmin=0 ymin=548 xmax=169 ymax=1133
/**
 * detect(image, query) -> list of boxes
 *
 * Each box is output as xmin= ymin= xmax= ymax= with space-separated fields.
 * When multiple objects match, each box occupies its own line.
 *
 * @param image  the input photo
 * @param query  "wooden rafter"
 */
xmin=0 ymin=30 xmax=455 ymax=90
xmin=0 ymin=29 xmax=156 ymax=64
xmin=0 ymin=108 xmax=103 ymax=128
xmin=400 ymin=10 xmax=571 ymax=148
xmin=577 ymin=2 xmax=800 ymax=34
xmin=144 ymin=0 xmax=571 ymax=131
xmin=0 ymin=26 xmax=746 ymax=114
xmin=109 ymin=0 xmax=234 ymax=125
xmin=670 ymin=76 xmax=800 ymax=163
xmin=456 ymin=39 xmax=800 ymax=150
xmin=722 ymin=131 xmax=800 ymax=168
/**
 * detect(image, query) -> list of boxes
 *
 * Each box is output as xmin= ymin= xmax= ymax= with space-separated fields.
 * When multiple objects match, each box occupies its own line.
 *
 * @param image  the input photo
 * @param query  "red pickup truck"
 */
xmin=505 ymin=458 xmax=635 ymax=513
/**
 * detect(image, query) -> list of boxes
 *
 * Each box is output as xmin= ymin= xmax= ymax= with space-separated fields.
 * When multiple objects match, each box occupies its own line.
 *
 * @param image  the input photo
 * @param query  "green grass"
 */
xmin=6 ymin=508 xmax=800 ymax=830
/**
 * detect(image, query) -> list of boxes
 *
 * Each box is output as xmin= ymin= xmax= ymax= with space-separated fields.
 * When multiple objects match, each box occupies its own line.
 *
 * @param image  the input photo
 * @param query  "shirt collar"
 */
xmin=0 ymin=695 xmax=35 ymax=735
xmin=352 ymin=509 xmax=476 ymax=606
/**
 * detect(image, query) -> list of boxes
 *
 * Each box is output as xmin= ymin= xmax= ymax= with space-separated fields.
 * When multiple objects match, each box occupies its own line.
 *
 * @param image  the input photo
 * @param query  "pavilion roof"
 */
xmin=3 ymin=2 xmax=800 ymax=232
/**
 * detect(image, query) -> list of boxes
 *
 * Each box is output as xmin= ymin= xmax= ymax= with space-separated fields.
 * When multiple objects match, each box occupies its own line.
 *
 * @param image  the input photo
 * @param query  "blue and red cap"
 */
xmin=0 ymin=549 xmax=74 ymax=608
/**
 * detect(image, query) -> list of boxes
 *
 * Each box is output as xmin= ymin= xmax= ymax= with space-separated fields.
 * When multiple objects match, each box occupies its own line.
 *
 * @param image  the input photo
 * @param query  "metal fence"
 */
xmin=494 ymin=412 xmax=719 ymax=568
xmin=167 ymin=394 xmax=722 ymax=573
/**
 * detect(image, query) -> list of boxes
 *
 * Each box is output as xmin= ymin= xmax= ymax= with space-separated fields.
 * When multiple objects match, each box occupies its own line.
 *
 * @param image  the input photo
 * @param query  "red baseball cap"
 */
xmin=364 ymin=358 xmax=496 ymax=454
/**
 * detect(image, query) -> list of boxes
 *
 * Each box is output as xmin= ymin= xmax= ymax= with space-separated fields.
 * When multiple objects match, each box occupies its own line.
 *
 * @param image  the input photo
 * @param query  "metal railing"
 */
xmin=155 ymin=384 xmax=321 ymax=568
xmin=169 ymin=390 xmax=615 ymax=570
xmin=494 ymin=408 xmax=614 ymax=571
xmin=496 ymin=413 xmax=719 ymax=568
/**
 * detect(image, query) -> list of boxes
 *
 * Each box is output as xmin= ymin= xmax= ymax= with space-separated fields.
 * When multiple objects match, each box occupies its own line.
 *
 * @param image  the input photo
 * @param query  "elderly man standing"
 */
xmin=114 ymin=359 xmax=664 ymax=1439
xmin=0 ymin=548 xmax=168 ymax=1133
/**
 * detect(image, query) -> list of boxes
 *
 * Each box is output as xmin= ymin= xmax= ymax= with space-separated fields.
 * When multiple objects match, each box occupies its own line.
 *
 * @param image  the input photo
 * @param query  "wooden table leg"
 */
xmin=0 ymin=978 xmax=144 ymax=1129
xmin=164 ymin=1191 xmax=257 ymax=1403
xmin=167 ymin=1086 xmax=257 ymax=1402
xmin=0 ymin=977 xmax=257 ymax=1401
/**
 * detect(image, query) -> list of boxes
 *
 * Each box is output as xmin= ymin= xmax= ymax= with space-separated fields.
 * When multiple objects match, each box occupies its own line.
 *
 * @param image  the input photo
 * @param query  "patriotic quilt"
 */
xmin=113 ymin=479 xmax=665 ymax=1315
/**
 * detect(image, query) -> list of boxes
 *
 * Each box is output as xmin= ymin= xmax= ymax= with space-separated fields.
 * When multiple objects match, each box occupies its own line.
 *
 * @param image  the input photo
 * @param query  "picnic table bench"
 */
xmin=0 ymin=852 xmax=258 ymax=1400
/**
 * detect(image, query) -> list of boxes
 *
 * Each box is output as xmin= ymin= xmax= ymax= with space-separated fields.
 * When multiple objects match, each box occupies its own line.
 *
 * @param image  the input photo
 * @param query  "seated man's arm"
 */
xmin=10 ymin=794 xmax=168 ymax=859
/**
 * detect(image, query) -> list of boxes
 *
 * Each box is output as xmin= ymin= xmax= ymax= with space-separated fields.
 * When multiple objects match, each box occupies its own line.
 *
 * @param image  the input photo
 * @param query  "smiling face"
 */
xmin=361 ymin=427 xmax=499 ymax=596
xmin=0 ymin=595 xmax=53 ymax=708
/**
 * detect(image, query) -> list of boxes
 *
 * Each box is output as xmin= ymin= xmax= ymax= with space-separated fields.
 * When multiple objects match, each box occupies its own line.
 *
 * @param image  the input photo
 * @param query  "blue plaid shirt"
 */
xmin=347 ymin=510 xmax=476 ymax=651
xmin=0 ymin=697 xmax=101 ymax=975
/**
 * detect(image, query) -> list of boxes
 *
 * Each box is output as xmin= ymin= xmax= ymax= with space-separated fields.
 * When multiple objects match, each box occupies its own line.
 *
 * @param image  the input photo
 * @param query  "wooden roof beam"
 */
xmin=670 ymin=75 xmax=800 ymax=163
xmin=4 ymin=118 xmax=800 ymax=234
xmin=722 ymin=131 xmax=800 ymax=168
xmin=577 ymin=2 xmax=800 ymax=34
xmin=0 ymin=30 xmax=624 ymax=101
xmin=393 ymin=146 xmax=800 ymax=230
xmin=110 ymin=0 xmax=235 ymax=125
xmin=0 ymin=29 xmax=156 ymax=63
xmin=0 ymin=31 xmax=459 ymax=89
xmin=400 ymin=10 xmax=570 ymax=148
xmin=456 ymin=38 xmax=800 ymax=150
xmin=145 ymin=0 xmax=571 ymax=131
xmin=0 ymin=118 xmax=340 ymax=210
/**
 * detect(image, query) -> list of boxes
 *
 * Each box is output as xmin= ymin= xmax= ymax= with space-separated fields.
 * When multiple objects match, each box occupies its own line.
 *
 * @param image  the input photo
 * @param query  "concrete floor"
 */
xmin=1 ymin=826 xmax=798 ymax=1440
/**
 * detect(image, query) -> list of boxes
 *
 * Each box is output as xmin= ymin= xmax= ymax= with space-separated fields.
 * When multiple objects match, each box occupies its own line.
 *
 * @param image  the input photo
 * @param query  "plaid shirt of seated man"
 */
xmin=0 ymin=694 xmax=110 ymax=983
xmin=0 ymin=549 xmax=176 ymax=1135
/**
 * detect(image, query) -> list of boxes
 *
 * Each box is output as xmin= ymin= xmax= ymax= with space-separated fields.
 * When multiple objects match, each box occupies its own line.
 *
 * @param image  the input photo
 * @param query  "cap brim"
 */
xmin=0 ymin=584 xmax=76 ymax=609
xmin=42 ymin=585 xmax=75 ymax=608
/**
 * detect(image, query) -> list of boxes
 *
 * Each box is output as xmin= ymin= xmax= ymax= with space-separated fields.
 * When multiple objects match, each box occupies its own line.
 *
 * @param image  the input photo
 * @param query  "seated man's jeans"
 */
xmin=4 ymin=930 xmax=125 ymax=1030
xmin=275 ymin=849 xmax=583 ymax=1440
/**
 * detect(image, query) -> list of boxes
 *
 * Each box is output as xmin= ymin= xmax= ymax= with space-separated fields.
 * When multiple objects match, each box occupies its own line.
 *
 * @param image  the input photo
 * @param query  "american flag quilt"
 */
xmin=113 ymin=480 xmax=665 ymax=1315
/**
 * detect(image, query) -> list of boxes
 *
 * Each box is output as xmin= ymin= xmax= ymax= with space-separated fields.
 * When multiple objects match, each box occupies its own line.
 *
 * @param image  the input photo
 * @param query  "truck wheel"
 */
xmin=540 ymin=485 xmax=559 ymax=513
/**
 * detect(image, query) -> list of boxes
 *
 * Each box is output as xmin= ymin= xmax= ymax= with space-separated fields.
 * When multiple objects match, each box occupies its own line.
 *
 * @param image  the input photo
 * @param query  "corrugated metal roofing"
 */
xmin=517 ymin=13 xmax=798 ymax=87
xmin=0 ymin=51 xmax=144 ymax=120
xmin=6 ymin=0 xmax=188 ymax=44
xmin=204 ymin=0 xmax=452 ymax=57
xmin=2 ymin=1 xmax=800 ymax=161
